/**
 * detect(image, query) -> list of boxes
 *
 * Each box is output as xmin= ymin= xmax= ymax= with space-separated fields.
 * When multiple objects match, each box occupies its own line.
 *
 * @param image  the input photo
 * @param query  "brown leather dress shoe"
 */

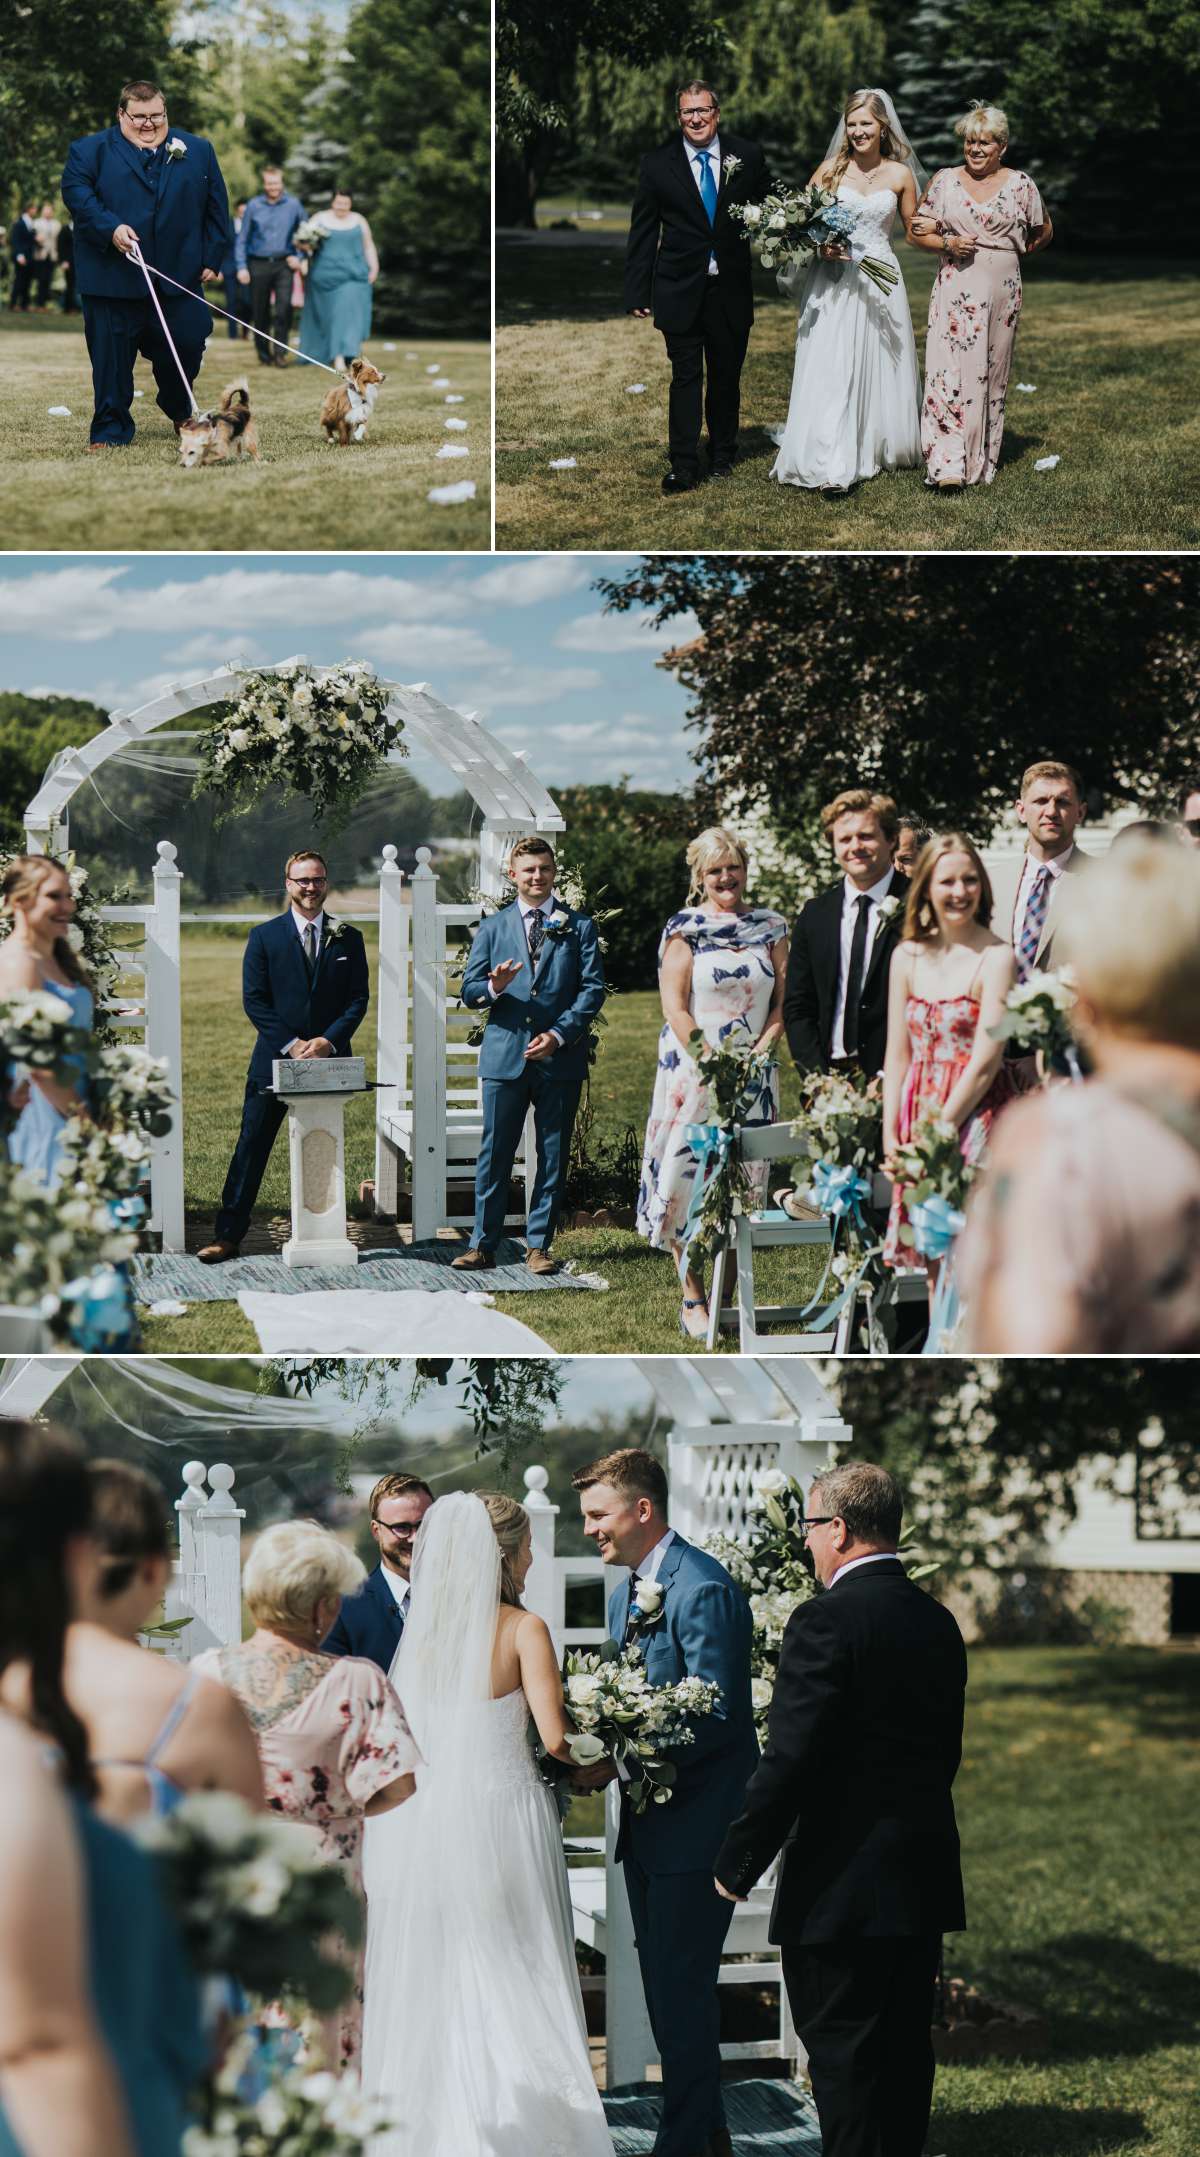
xmin=451 ymin=1246 xmax=495 ymax=1270
xmin=196 ymin=1241 xmax=240 ymax=1264
xmin=525 ymin=1247 xmax=557 ymax=1276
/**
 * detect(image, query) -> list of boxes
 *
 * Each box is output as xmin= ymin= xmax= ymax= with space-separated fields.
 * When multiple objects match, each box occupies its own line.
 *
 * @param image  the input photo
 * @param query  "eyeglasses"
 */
xmin=127 ymin=114 xmax=167 ymax=128
xmin=289 ymin=875 xmax=328 ymax=887
xmin=680 ymin=105 xmax=717 ymax=119
xmin=373 ymin=1518 xmax=420 ymax=1539
xmin=799 ymin=1515 xmax=836 ymax=1536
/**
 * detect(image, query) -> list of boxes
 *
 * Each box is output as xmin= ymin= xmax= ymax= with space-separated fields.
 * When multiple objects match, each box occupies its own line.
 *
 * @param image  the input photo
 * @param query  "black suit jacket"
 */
xmin=715 ymin=1560 xmax=967 ymax=1945
xmin=9 ymin=216 xmax=35 ymax=262
xmin=624 ymin=131 xmax=767 ymax=333
xmin=242 ymin=912 xmax=370 ymax=1088
xmin=783 ymin=871 xmax=909 ymax=1077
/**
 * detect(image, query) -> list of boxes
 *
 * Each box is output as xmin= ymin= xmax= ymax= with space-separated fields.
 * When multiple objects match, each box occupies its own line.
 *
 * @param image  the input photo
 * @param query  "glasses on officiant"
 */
xmin=680 ymin=104 xmax=717 ymax=120
xmin=799 ymin=1516 xmax=836 ymax=1539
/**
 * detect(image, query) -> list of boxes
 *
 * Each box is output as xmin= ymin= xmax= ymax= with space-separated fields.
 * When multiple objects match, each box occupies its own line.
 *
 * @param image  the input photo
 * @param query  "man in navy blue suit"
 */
xmin=574 ymin=1448 xmax=757 ymax=2157
xmin=61 ymin=78 xmax=230 ymax=448
xmin=8 ymin=203 xmax=37 ymax=312
xmin=321 ymin=1472 xmax=434 ymax=1671
xmin=198 ymin=848 xmax=370 ymax=1262
xmin=453 ymin=836 xmax=605 ymax=1277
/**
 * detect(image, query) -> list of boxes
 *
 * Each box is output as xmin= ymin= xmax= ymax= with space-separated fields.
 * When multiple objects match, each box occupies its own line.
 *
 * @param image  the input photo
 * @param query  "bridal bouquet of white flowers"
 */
xmin=729 ymin=181 xmax=899 ymax=291
xmin=562 ymin=1638 xmax=721 ymax=1813
xmin=185 ymin=2039 xmax=394 ymax=2157
xmin=136 ymin=1791 xmax=361 ymax=2011
xmin=989 ymin=970 xmax=1080 ymax=1069
xmin=196 ymin=663 xmax=404 ymax=831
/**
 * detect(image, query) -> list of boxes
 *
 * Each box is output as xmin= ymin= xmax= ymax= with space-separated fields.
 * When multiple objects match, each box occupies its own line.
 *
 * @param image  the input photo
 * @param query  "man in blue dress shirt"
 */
xmin=321 ymin=1473 xmax=435 ymax=1672
xmin=235 ymin=164 xmax=305 ymax=366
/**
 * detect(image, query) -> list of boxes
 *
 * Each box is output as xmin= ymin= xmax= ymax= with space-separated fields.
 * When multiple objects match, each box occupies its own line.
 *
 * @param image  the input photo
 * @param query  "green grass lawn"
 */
xmin=0 ymin=312 xmax=490 ymax=550
xmin=137 ymin=933 xmax=829 ymax=1352
xmin=495 ymin=239 xmax=1200 ymax=551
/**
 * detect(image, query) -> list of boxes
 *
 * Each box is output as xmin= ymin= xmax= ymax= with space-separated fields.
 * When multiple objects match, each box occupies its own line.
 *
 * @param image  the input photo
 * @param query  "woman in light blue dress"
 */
xmin=298 ymin=189 xmax=379 ymax=369
xmin=1 ymin=856 xmax=94 ymax=1191
xmin=0 ymin=1420 xmax=208 ymax=2157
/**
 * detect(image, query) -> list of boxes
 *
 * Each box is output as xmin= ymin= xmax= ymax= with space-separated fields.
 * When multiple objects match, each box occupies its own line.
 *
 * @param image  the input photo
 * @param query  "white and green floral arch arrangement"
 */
xmin=23 ymin=657 xmax=564 ymax=895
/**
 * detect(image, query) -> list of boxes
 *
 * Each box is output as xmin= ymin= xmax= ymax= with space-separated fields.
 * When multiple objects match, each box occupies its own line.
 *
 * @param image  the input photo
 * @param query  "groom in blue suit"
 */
xmin=575 ymin=1448 xmax=758 ymax=2157
xmin=61 ymin=78 xmax=230 ymax=448
xmin=454 ymin=836 xmax=605 ymax=1275
xmin=199 ymin=848 xmax=370 ymax=1262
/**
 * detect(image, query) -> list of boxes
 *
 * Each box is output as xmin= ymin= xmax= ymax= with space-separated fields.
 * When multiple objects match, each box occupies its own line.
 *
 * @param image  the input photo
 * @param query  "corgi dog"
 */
xmin=177 ymin=379 xmax=261 ymax=467
xmin=320 ymin=356 xmax=385 ymax=445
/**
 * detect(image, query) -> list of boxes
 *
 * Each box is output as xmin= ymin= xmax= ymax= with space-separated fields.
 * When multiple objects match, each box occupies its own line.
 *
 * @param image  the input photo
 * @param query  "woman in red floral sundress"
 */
xmin=882 ymin=832 xmax=1017 ymax=1275
xmin=910 ymin=102 xmax=1053 ymax=487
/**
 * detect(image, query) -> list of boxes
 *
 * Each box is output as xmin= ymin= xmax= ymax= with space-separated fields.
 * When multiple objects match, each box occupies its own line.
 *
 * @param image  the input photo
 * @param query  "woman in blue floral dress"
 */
xmin=637 ymin=828 xmax=789 ymax=1336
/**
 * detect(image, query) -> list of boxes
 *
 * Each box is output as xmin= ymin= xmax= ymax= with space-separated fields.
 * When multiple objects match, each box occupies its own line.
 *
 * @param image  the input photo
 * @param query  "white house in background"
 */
xmin=955 ymin=1453 xmax=1200 ymax=1646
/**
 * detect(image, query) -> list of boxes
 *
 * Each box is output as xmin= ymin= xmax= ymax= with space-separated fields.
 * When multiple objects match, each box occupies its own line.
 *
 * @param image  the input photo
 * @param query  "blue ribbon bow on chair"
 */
xmin=908 ymin=1194 xmax=965 ymax=1261
xmin=810 ymin=1159 xmax=872 ymax=1232
xmin=678 ymin=1122 xmax=734 ymax=1272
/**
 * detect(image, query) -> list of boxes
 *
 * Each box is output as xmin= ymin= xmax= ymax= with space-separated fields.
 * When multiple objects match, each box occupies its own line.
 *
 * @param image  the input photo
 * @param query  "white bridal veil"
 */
xmin=823 ymin=87 xmax=930 ymax=196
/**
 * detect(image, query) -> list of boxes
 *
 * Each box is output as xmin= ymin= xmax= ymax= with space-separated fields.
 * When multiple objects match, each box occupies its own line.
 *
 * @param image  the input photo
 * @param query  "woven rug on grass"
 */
xmin=603 ymin=2079 xmax=822 ymax=2154
xmin=131 ymin=1239 xmax=605 ymax=1304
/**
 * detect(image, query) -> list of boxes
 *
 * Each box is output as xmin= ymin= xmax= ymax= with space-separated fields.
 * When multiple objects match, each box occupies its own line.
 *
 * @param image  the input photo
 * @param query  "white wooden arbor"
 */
xmin=22 ymin=666 xmax=565 ymax=1250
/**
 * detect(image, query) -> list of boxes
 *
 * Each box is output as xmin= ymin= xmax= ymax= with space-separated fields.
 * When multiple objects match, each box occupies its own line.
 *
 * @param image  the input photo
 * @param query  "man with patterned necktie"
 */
xmin=198 ymin=848 xmax=370 ymax=1263
xmin=1003 ymin=760 xmax=1093 ymax=979
xmin=624 ymin=80 xmax=769 ymax=494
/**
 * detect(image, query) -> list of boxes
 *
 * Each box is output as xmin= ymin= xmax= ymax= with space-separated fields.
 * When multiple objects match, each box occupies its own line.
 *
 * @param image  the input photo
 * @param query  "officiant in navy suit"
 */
xmin=322 ymin=1474 xmax=434 ymax=1671
xmin=61 ymin=77 xmax=230 ymax=448
xmin=574 ymin=1448 xmax=758 ymax=2157
xmin=199 ymin=849 xmax=370 ymax=1263
xmin=624 ymin=80 xmax=769 ymax=494
xmin=453 ymin=836 xmax=605 ymax=1277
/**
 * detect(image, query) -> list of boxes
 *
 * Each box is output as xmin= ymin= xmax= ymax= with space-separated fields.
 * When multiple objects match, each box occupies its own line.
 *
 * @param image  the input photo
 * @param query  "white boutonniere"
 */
xmin=324 ymin=917 xmax=346 ymax=943
xmin=629 ymin=1579 xmax=666 ymax=1631
xmin=876 ymin=896 xmax=902 ymax=924
xmin=545 ymin=908 xmax=572 ymax=943
xmin=165 ymin=138 xmax=187 ymax=162
xmin=722 ymin=154 xmax=743 ymax=179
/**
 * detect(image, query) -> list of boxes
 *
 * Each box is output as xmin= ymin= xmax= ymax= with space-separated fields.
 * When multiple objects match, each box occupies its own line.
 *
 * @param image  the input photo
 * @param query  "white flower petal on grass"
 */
xmin=427 ymin=480 xmax=477 ymax=504
xmin=444 ymin=417 xmax=469 ymax=430
xmin=1034 ymin=454 xmax=1061 ymax=470
xmin=425 ymin=363 xmax=441 ymax=374
xmin=436 ymin=443 xmax=470 ymax=458
xmin=47 ymin=405 xmax=71 ymax=416
xmin=625 ymin=383 xmax=647 ymax=393
xmin=431 ymin=376 xmax=451 ymax=388
xmin=445 ymin=393 xmax=465 ymax=403
xmin=147 ymin=1298 xmax=189 ymax=1317
xmin=1014 ymin=382 xmax=1036 ymax=392
xmin=549 ymin=457 xmax=577 ymax=469
xmin=464 ymin=1291 xmax=496 ymax=1307
xmin=383 ymin=342 xmax=397 ymax=350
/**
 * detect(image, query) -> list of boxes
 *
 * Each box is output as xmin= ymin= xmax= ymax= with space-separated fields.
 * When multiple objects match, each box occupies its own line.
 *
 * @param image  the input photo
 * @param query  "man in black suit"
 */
xmin=624 ymin=79 xmax=767 ymax=493
xmin=198 ymin=847 xmax=370 ymax=1262
xmin=8 ymin=203 xmax=37 ymax=311
xmin=715 ymin=1461 xmax=967 ymax=2157
xmin=322 ymin=1472 xmax=433 ymax=1671
xmin=784 ymin=789 xmax=909 ymax=1079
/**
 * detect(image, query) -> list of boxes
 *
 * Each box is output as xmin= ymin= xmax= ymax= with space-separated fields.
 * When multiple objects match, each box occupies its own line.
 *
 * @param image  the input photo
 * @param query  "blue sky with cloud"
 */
xmin=0 ymin=555 xmax=701 ymax=798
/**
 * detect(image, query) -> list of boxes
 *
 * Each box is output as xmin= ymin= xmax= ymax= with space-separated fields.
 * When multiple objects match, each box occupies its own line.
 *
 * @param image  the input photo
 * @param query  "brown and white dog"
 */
xmin=319 ymin=356 xmax=385 ymax=445
xmin=177 ymin=379 xmax=261 ymax=467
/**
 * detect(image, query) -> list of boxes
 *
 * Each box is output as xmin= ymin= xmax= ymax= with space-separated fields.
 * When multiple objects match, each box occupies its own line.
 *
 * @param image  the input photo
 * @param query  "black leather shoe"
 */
xmin=709 ymin=459 xmax=735 ymax=479
xmin=661 ymin=468 xmax=699 ymax=494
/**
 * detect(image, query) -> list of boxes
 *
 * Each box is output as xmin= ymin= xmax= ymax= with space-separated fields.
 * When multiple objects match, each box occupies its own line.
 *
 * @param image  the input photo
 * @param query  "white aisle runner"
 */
xmin=236 ymin=1289 xmax=552 ymax=1353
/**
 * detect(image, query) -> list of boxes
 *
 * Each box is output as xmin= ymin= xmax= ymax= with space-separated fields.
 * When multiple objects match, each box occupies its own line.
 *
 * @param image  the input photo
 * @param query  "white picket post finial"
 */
xmin=204 ymin=1462 xmax=239 ymax=1515
xmin=523 ymin=1464 xmax=552 ymax=1509
xmin=178 ymin=1460 xmax=207 ymax=1505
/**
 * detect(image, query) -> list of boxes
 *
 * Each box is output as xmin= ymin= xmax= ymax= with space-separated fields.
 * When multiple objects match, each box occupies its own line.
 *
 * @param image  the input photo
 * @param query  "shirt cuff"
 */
xmin=549 ymin=1029 xmax=564 ymax=1048
xmin=282 ymin=1037 xmax=301 ymax=1055
xmin=487 ymin=982 xmax=498 ymax=1002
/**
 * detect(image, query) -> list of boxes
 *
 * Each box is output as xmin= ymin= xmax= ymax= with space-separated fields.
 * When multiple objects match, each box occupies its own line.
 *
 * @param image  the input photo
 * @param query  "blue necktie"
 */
xmin=697 ymin=150 xmax=718 ymax=225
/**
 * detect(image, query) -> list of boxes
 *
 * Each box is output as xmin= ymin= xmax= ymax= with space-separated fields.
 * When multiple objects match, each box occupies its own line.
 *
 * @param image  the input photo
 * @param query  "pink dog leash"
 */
xmin=125 ymin=239 xmax=347 ymax=385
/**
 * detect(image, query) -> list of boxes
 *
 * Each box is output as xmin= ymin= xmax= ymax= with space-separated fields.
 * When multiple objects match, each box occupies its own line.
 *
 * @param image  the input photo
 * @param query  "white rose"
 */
xmin=567 ymin=1673 xmax=602 ymax=1705
xmin=743 ymin=205 xmax=762 ymax=226
xmin=751 ymin=1676 xmax=774 ymax=1710
xmin=227 ymin=727 xmax=250 ymax=753
xmin=228 ymin=1855 xmax=290 ymax=1916
xmin=769 ymin=211 xmax=786 ymax=229
xmin=633 ymin=1579 xmax=664 ymax=1615
xmin=753 ymin=1467 xmax=789 ymax=1498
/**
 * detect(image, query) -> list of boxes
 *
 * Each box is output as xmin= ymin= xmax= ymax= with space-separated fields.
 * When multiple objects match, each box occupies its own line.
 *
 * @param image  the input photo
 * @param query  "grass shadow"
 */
xmin=977 ymin=1648 xmax=1200 ymax=1745
xmin=931 ymin=2098 xmax=1145 ymax=2157
xmin=964 ymin=1932 xmax=1200 ymax=2063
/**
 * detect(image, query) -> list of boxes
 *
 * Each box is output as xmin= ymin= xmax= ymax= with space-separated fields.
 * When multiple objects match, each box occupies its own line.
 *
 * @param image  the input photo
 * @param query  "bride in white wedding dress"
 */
xmin=771 ymin=88 xmax=925 ymax=491
xmin=360 ymin=1490 xmax=614 ymax=2157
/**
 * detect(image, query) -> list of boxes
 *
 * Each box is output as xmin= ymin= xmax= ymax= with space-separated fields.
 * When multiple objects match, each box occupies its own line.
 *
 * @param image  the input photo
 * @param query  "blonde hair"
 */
xmin=1020 ymin=760 xmax=1082 ymax=801
xmin=902 ymin=831 xmax=994 ymax=942
xmin=242 ymin=1520 xmax=365 ymax=1632
xmin=1 ymin=856 xmax=90 ymax=987
xmin=1059 ymin=840 xmax=1200 ymax=1052
xmin=477 ymin=1491 xmax=529 ymax=1607
xmin=957 ymin=101 xmax=1009 ymax=147
xmin=827 ymin=90 xmax=907 ymax=192
xmin=685 ymin=825 xmax=748 ymax=902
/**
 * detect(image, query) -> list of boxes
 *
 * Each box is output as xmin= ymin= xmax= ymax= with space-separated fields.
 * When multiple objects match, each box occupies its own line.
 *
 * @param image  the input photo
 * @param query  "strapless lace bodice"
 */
xmin=837 ymin=184 xmax=900 ymax=253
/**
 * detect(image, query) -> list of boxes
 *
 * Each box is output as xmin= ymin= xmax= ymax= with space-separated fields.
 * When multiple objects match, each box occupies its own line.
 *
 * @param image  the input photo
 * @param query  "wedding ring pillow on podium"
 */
xmin=269 ymin=1058 xmax=367 ymax=1267
xmin=270 ymin=1056 xmax=367 ymax=1094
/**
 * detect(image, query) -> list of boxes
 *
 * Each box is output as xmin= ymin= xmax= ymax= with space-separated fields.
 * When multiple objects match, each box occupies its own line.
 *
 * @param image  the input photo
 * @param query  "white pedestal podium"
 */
xmin=271 ymin=1067 xmax=362 ymax=1269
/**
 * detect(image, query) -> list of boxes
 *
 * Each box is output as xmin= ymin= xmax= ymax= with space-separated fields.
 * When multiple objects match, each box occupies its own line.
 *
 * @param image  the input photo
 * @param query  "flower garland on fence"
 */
xmin=785 ymin=1067 xmax=886 ymax=1329
xmin=0 ymin=851 xmax=132 ymax=1047
xmin=678 ymin=1032 xmax=777 ymax=1280
xmin=704 ymin=1469 xmax=939 ymax=1744
xmin=195 ymin=663 xmax=403 ymax=831
xmin=989 ymin=969 xmax=1082 ymax=1076
xmin=453 ymin=859 xmax=621 ymax=1070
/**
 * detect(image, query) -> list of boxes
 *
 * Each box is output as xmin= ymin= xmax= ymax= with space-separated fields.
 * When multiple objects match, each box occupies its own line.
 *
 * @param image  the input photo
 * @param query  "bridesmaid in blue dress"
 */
xmin=0 ymin=1421 xmax=208 ymax=2157
xmin=298 ymin=189 xmax=379 ymax=369
xmin=1 ymin=857 xmax=93 ymax=1191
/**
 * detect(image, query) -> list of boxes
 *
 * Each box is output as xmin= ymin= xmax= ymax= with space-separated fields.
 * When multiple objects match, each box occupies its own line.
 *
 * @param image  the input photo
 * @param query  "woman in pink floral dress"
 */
xmin=911 ymin=103 xmax=1053 ymax=487
xmin=195 ymin=1521 xmax=420 ymax=2071
xmin=882 ymin=833 xmax=1017 ymax=1275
